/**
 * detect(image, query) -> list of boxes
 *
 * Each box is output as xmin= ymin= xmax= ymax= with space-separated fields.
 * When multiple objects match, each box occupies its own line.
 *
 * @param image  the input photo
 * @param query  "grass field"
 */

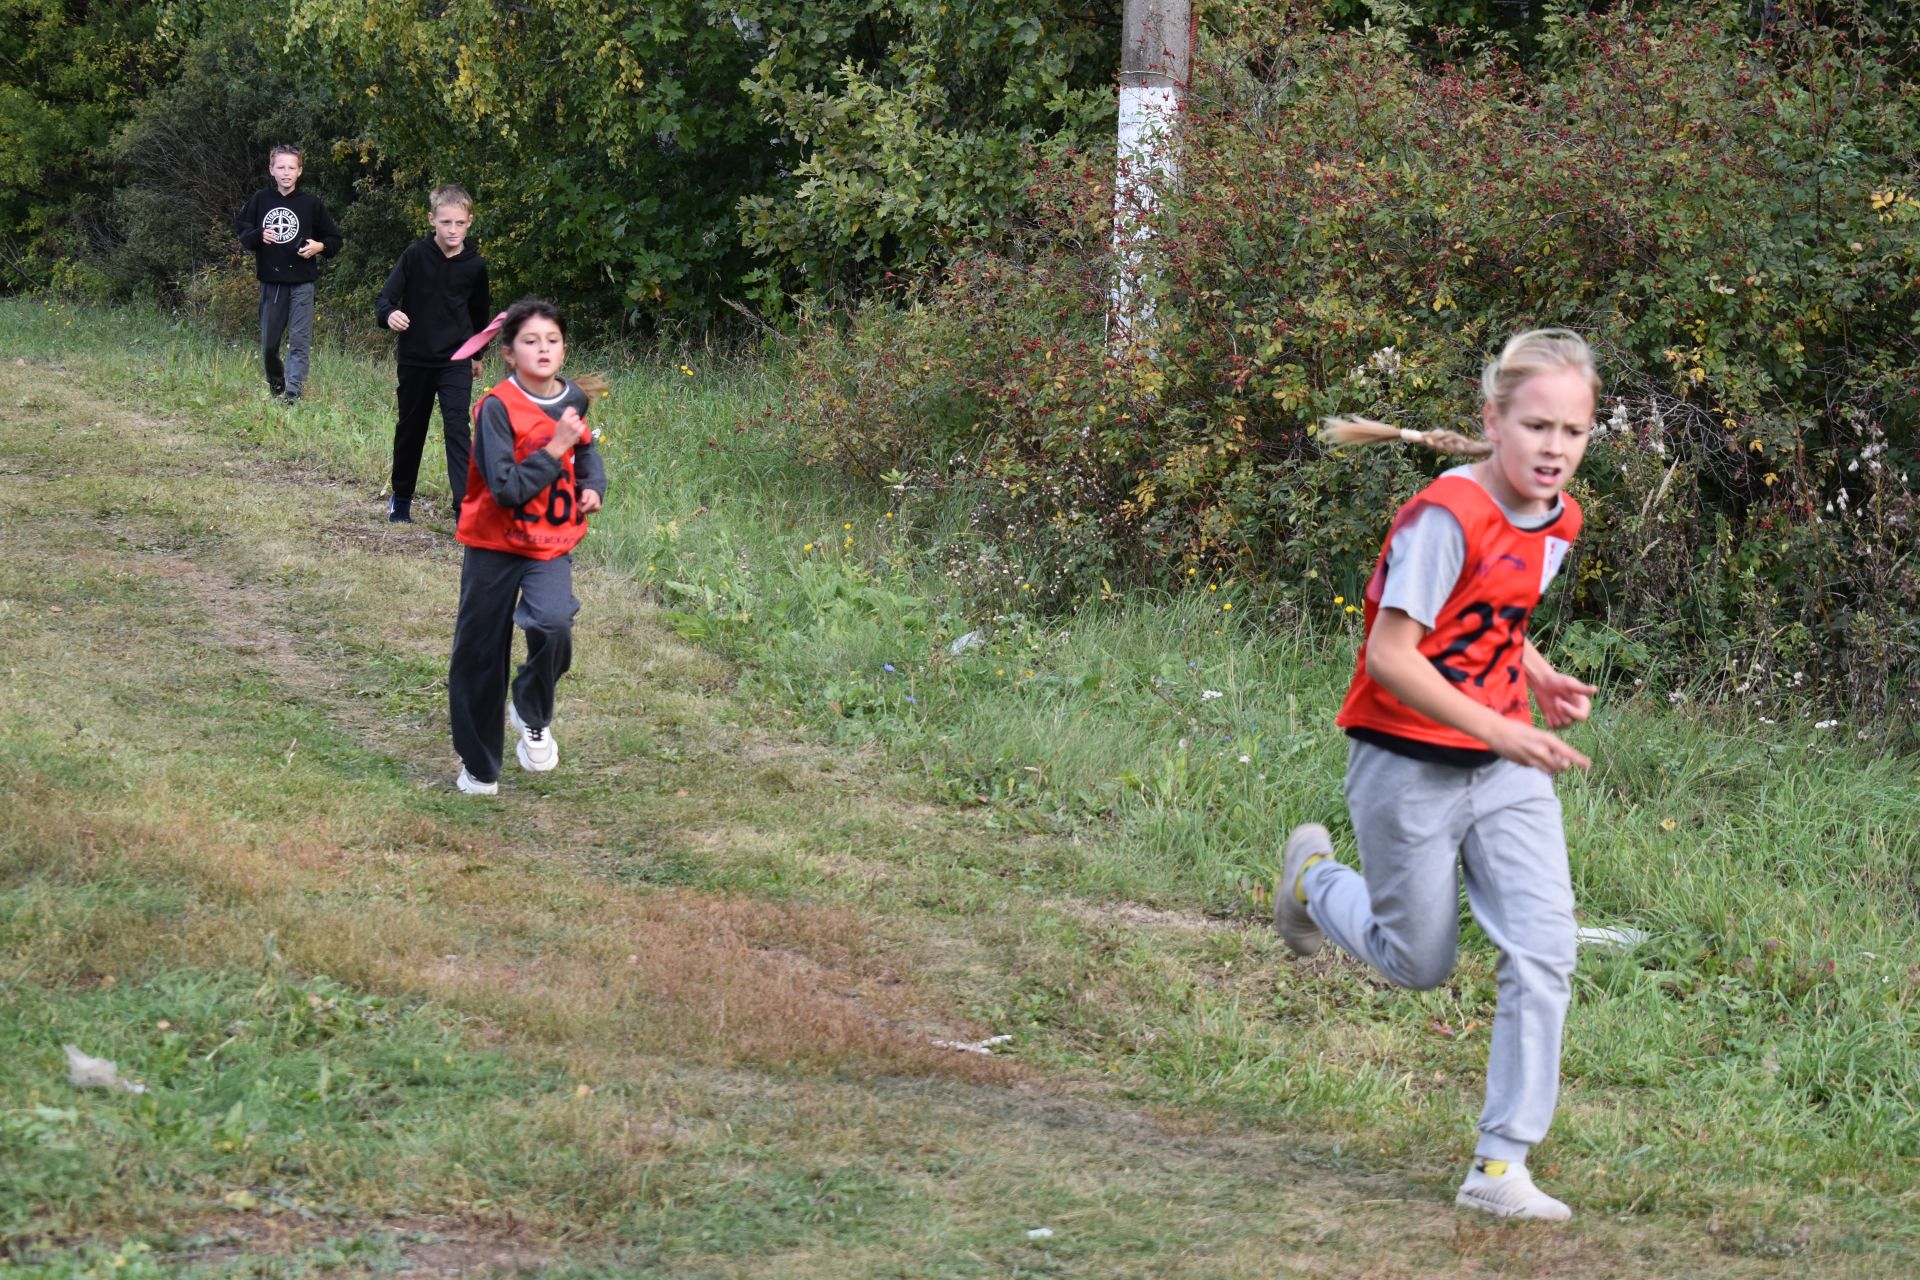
xmin=1 ymin=295 xmax=1916 ymax=1277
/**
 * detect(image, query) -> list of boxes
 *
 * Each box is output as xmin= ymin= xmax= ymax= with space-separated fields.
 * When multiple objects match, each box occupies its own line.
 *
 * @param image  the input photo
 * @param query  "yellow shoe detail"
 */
xmin=1475 ymin=1159 xmax=1509 ymax=1178
xmin=1293 ymin=853 xmax=1330 ymax=904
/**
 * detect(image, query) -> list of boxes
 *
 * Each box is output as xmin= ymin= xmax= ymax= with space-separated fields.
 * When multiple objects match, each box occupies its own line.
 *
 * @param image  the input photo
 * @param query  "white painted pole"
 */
xmin=1112 ymin=0 xmax=1193 ymax=354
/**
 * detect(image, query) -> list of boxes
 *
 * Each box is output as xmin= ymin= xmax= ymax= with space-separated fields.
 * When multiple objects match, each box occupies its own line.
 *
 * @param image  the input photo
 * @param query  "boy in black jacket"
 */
xmin=234 ymin=145 xmax=341 ymax=403
xmin=374 ymin=184 xmax=493 ymax=523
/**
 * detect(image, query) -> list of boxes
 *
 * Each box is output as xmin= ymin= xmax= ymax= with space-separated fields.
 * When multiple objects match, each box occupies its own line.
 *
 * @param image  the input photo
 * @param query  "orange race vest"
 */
xmin=456 ymin=379 xmax=591 ymax=561
xmin=1335 ymin=474 xmax=1582 ymax=753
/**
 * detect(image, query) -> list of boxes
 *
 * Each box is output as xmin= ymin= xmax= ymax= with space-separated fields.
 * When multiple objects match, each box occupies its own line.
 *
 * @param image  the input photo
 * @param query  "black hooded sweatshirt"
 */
xmin=373 ymin=237 xmax=493 ymax=367
xmin=234 ymin=186 xmax=341 ymax=285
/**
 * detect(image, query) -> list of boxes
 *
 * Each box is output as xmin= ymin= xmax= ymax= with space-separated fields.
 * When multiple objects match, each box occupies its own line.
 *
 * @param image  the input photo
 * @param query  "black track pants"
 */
xmin=448 ymin=547 xmax=578 ymax=783
xmin=390 ymin=362 xmax=475 ymax=510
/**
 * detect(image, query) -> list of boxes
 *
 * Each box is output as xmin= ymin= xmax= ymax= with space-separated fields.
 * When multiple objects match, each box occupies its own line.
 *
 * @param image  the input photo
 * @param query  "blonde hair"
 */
xmin=429 ymin=184 xmax=473 ymax=216
xmin=1323 ymin=328 xmax=1600 ymax=458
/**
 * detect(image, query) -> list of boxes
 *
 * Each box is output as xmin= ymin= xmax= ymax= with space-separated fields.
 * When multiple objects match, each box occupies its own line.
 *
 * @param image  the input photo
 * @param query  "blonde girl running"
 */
xmin=1275 ymin=329 xmax=1601 ymax=1222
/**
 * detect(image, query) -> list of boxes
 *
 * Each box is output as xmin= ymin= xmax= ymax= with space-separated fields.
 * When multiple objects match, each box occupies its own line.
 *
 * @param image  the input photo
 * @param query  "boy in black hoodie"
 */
xmin=234 ymin=145 xmax=341 ymax=402
xmin=374 ymin=184 xmax=493 ymax=523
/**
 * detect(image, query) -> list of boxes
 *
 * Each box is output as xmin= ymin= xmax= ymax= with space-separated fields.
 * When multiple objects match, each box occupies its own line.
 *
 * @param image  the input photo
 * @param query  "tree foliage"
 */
xmin=0 ymin=0 xmax=170 ymax=285
xmin=102 ymin=8 xmax=350 ymax=300
xmin=270 ymin=0 xmax=1118 ymax=321
xmin=2 ymin=0 xmax=1122 ymax=323
xmin=282 ymin=0 xmax=777 ymax=322
xmin=780 ymin=1 xmax=1920 ymax=719
xmin=5 ymin=0 xmax=1915 ymax=329
xmin=736 ymin=0 xmax=1117 ymax=305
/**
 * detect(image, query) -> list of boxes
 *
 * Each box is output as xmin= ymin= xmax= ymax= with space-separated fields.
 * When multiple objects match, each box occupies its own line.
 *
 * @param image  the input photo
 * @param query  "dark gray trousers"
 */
xmin=258 ymin=282 xmax=314 ymax=395
xmin=391 ymin=362 xmax=475 ymax=510
xmin=448 ymin=548 xmax=578 ymax=783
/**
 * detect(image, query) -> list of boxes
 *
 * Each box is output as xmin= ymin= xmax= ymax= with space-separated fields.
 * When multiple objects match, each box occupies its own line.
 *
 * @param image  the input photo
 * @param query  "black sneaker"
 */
xmin=387 ymin=496 xmax=413 ymax=524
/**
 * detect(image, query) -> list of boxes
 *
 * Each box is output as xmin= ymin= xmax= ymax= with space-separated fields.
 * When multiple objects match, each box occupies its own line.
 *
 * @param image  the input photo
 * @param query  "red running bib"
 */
xmin=455 ymin=379 xmax=591 ymax=561
xmin=1335 ymin=474 xmax=1581 ymax=752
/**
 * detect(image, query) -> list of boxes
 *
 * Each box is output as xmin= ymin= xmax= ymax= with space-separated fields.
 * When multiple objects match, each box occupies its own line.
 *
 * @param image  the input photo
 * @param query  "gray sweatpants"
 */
xmin=1303 ymin=740 xmax=1575 ymax=1163
xmin=258 ymin=282 xmax=314 ymax=397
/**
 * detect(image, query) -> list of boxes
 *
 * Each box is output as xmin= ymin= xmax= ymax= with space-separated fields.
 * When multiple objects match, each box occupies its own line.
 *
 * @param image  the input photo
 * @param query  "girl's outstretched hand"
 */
xmin=1489 ymin=721 xmax=1591 ymax=775
xmin=1531 ymin=668 xmax=1598 ymax=729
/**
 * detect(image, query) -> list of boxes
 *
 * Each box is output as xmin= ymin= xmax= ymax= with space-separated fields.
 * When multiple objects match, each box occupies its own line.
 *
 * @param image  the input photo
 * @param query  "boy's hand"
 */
xmin=1488 ymin=721 xmax=1591 ymax=775
xmin=579 ymin=489 xmax=603 ymax=515
xmin=471 ymin=359 xmax=484 ymax=380
xmin=297 ymin=238 xmax=325 ymax=258
xmin=386 ymin=310 xmax=411 ymax=332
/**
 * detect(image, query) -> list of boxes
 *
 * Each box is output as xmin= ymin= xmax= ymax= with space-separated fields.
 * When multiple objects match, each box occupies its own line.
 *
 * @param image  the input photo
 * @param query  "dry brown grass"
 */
xmin=6 ymin=766 xmax=1012 ymax=1087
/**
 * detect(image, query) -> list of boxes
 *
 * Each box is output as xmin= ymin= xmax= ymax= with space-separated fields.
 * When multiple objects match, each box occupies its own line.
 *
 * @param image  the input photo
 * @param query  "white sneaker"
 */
xmin=1273 ymin=823 xmax=1332 ymax=956
xmin=455 ymin=768 xmax=498 ymax=796
xmin=508 ymin=702 xmax=558 ymax=772
xmin=1455 ymin=1160 xmax=1572 ymax=1222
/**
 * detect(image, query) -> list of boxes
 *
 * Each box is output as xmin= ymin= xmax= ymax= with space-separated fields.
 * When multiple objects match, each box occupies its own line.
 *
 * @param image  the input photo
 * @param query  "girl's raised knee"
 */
xmin=1380 ymin=946 xmax=1457 ymax=991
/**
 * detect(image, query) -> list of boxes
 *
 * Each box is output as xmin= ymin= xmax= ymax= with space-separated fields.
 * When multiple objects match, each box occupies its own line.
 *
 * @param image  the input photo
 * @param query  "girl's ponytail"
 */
xmin=1321 ymin=328 xmax=1597 ymax=460
xmin=1321 ymin=416 xmax=1491 ymax=458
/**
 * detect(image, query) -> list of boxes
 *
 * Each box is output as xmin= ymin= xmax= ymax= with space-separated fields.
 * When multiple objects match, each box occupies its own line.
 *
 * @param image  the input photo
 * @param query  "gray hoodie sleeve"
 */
xmin=574 ymin=442 xmax=606 ymax=498
xmin=473 ymin=395 xmax=564 ymax=510
xmin=568 ymin=383 xmax=607 ymax=497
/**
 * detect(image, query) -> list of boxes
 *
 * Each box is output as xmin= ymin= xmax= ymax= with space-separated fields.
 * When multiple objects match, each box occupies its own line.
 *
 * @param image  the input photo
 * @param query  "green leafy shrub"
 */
xmin=783 ymin=2 xmax=1920 ymax=724
xmin=737 ymin=0 xmax=1115 ymax=307
xmin=0 ymin=1 xmax=171 ymax=288
xmin=178 ymin=263 xmax=259 ymax=340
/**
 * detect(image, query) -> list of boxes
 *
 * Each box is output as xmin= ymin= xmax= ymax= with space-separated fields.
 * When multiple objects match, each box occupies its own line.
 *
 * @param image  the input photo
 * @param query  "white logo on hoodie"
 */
xmin=263 ymin=207 xmax=300 ymax=244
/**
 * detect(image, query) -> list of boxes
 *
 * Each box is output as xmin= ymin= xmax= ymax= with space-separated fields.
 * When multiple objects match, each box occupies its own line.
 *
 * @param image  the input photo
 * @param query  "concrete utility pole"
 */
xmin=1111 ymin=0 xmax=1194 ymax=352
